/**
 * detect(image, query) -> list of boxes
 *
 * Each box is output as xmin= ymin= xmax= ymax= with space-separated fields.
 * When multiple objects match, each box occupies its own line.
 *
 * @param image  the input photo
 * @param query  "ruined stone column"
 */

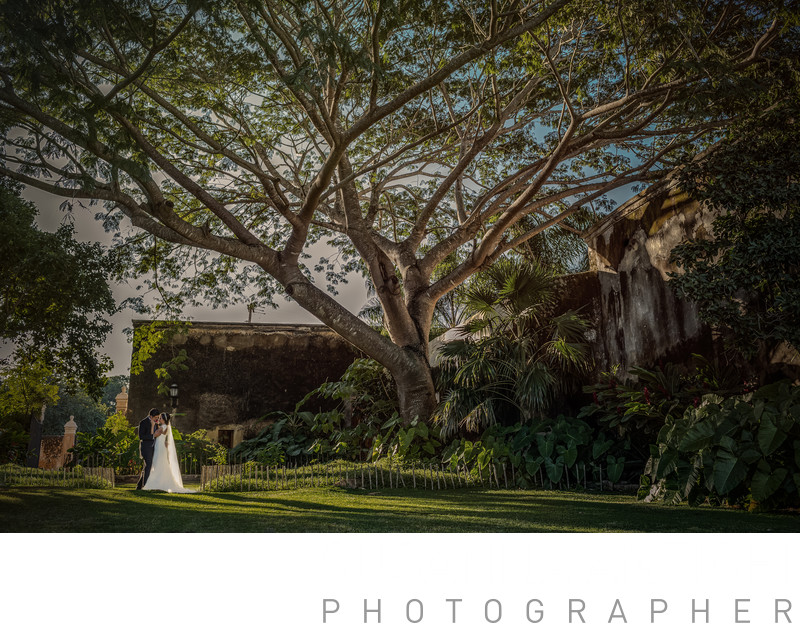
xmin=63 ymin=416 xmax=78 ymax=466
xmin=115 ymin=386 xmax=129 ymax=417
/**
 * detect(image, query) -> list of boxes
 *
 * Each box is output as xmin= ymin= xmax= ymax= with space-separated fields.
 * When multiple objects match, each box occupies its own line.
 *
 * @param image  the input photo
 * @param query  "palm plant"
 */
xmin=433 ymin=258 xmax=591 ymax=439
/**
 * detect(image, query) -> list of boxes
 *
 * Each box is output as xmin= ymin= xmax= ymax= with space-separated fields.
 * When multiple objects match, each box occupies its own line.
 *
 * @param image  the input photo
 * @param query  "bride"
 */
xmin=143 ymin=412 xmax=195 ymax=493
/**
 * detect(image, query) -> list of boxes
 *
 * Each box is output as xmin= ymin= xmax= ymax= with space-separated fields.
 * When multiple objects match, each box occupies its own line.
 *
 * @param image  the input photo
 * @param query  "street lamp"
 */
xmin=169 ymin=383 xmax=179 ymax=409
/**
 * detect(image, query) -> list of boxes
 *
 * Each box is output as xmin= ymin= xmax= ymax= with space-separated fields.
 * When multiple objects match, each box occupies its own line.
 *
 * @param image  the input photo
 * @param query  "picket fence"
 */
xmin=0 ymin=464 xmax=115 ymax=488
xmin=200 ymin=459 xmax=601 ymax=492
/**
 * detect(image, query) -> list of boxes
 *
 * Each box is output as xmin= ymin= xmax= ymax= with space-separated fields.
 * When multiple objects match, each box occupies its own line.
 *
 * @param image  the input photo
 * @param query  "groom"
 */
xmin=136 ymin=408 xmax=162 ymax=490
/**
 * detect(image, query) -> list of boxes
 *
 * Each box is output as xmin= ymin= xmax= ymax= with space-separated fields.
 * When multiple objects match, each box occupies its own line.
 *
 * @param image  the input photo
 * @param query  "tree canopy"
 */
xmin=671 ymin=95 xmax=800 ymax=368
xmin=0 ymin=0 xmax=794 ymax=422
xmin=0 ymin=182 xmax=116 ymax=395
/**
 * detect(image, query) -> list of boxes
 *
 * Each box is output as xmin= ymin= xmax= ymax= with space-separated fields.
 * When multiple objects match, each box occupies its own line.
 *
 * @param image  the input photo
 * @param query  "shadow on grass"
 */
xmin=1 ymin=486 xmax=798 ymax=533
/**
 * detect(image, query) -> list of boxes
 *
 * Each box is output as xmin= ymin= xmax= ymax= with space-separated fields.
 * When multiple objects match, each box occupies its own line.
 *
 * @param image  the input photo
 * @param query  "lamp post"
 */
xmin=169 ymin=383 xmax=179 ymax=418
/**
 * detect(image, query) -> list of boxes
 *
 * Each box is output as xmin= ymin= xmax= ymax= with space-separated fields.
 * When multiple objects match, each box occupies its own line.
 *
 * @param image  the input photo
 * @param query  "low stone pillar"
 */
xmin=63 ymin=416 xmax=78 ymax=465
xmin=115 ymin=386 xmax=129 ymax=417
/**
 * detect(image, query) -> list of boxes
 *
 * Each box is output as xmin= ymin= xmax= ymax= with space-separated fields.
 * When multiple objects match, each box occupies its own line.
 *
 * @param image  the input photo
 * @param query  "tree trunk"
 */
xmin=25 ymin=403 xmax=46 ymax=468
xmin=280 ymin=271 xmax=438 ymax=423
xmin=392 ymin=350 xmax=438 ymax=425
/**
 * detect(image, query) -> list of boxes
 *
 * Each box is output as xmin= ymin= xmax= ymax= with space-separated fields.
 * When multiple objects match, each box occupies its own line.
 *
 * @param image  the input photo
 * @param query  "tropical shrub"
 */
xmin=231 ymin=410 xmax=315 ymax=465
xmin=174 ymin=428 xmax=228 ymax=468
xmin=0 ymin=426 xmax=28 ymax=465
xmin=70 ymin=422 xmax=139 ymax=472
xmin=433 ymin=259 xmax=590 ymax=438
xmin=442 ymin=415 xmax=630 ymax=488
xmin=640 ymin=381 xmax=800 ymax=509
xmin=366 ymin=414 xmax=442 ymax=463
xmin=579 ymin=357 xmax=744 ymax=460
xmin=70 ymin=416 xmax=225 ymax=473
xmin=231 ymin=359 xmax=405 ymax=465
xmin=305 ymin=358 xmax=404 ymax=460
xmin=306 ymin=358 xmax=399 ymax=427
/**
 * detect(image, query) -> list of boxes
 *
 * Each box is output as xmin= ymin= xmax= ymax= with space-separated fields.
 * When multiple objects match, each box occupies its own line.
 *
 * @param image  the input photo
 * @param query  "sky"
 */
xmin=24 ymin=187 xmax=370 ymax=377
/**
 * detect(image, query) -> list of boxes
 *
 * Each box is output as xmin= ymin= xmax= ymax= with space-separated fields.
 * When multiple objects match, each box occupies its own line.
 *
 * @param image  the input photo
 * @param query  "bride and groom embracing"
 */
xmin=136 ymin=408 xmax=195 ymax=493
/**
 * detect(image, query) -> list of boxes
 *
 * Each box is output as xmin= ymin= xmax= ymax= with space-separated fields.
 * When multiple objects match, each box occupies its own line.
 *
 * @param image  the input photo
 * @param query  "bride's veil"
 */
xmin=165 ymin=425 xmax=184 ymax=488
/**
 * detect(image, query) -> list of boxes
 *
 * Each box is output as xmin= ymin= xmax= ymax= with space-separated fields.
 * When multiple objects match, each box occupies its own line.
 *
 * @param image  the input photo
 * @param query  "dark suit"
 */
xmin=136 ymin=417 xmax=156 ymax=489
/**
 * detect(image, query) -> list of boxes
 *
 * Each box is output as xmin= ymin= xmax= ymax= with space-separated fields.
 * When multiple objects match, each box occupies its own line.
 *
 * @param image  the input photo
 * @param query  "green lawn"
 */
xmin=2 ymin=484 xmax=798 ymax=532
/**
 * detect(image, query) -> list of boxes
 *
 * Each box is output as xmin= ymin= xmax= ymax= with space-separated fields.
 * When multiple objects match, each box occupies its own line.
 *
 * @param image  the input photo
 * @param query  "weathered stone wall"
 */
xmin=556 ymin=181 xmax=718 ymax=377
xmin=38 ymin=419 xmax=77 ymax=469
xmin=38 ymin=437 xmax=65 ymax=469
xmin=127 ymin=322 xmax=359 ymax=442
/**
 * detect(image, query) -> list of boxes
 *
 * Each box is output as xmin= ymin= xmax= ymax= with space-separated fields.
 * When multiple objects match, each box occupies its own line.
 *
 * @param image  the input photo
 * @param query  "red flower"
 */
xmin=643 ymin=386 xmax=651 ymax=405
xmin=592 ymin=392 xmax=599 ymax=405
xmin=693 ymin=397 xmax=700 ymax=408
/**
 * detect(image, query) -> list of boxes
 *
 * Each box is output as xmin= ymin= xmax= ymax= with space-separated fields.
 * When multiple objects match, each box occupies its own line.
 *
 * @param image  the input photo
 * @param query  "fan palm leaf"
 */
xmin=433 ymin=257 xmax=591 ymax=439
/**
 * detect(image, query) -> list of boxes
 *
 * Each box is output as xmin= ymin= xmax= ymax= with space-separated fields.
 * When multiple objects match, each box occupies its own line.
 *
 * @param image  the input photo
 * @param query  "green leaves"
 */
xmin=678 ymin=419 xmax=715 ymax=452
xmin=757 ymin=415 xmax=787 ymax=456
xmin=641 ymin=380 xmax=800 ymax=509
xmin=443 ymin=414 xmax=627 ymax=488
xmin=711 ymin=449 xmax=749 ymax=496
xmin=751 ymin=463 xmax=787 ymax=503
xmin=0 ymin=184 xmax=116 ymax=395
xmin=434 ymin=260 xmax=589 ymax=438
xmin=671 ymin=92 xmax=800 ymax=360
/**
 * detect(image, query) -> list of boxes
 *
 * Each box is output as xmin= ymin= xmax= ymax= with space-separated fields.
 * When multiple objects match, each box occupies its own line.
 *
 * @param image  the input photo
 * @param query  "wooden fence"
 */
xmin=200 ymin=459 xmax=599 ymax=492
xmin=0 ymin=464 xmax=115 ymax=488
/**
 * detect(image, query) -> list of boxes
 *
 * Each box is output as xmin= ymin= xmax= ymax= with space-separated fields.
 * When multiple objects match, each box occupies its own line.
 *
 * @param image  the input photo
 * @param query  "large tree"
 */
xmin=0 ymin=181 xmax=116 ymax=395
xmin=670 ymin=95 xmax=800 ymax=370
xmin=0 ymin=0 xmax=792 ymax=422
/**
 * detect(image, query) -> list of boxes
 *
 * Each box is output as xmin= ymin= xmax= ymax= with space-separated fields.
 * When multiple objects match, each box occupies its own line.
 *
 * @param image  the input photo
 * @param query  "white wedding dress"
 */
xmin=143 ymin=424 xmax=195 ymax=493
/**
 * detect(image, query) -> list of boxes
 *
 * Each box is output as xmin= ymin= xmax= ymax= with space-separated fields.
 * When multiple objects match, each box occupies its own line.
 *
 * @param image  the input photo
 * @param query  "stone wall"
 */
xmin=127 ymin=322 xmax=359 ymax=444
xmin=556 ymin=181 xmax=718 ymax=377
xmin=38 ymin=418 xmax=78 ymax=469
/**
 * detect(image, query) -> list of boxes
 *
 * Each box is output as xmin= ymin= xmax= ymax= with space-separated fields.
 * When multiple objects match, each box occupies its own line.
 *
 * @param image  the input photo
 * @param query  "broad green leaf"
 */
xmin=525 ymin=460 xmax=541 ymax=477
xmin=740 ymin=447 xmax=762 ymax=465
xmin=758 ymin=417 xmax=787 ymax=456
xmin=655 ymin=449 xmax=679 ymax=478
xmin=678 ymin=419 xmax=715 ymax=452
xmin=536 ymin=434 xmax=554 ymax=459
xmin=593 ymin=438 xmax=613 ymax=459
xmin=751 ymin=466 xmax=787 ymax=502
xmin=718 ymin=435 xmax=738 ymax=452
xmin=544 ymin=457 xmax=564 ymax=484
xmin=712 ymin=449 xmax=749 ymax=495
xmin=607 ymin=457 xmax=625 ymax=484
xmin=564 ymin=443 xmax=578 ymax=468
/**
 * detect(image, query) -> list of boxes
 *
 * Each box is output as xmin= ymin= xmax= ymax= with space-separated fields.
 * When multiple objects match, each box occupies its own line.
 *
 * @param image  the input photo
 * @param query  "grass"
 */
xmin=1 ymin=483 xmax=799 ymax=532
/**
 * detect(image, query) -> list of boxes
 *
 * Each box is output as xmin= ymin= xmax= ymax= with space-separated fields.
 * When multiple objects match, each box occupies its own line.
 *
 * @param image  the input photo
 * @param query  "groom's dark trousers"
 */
xmin=136 ymin=416 xmax=156 ymax=490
